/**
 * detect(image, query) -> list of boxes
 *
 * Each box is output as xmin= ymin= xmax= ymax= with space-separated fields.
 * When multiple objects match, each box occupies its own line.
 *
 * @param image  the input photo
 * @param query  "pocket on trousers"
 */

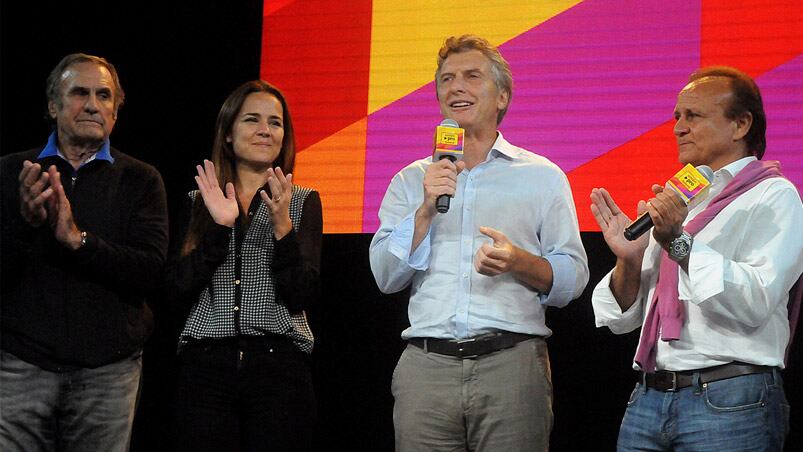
xmin=390 ymin=346 xmax=412 ymax=398
xmin=780 ymin=399 xmax=791 ymax=434
xmin=626 ymin=383 xmax=643 ymax=407
xmin=703 ymin=375 xmax=767 ymax=412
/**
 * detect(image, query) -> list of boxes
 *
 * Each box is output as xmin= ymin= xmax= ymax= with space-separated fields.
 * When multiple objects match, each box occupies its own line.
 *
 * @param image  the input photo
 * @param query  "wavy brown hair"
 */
xmin=181 ymin=80 xmax=296 ymax=255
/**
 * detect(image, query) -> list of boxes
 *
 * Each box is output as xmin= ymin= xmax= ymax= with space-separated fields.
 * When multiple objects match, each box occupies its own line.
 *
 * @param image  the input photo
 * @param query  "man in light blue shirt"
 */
xmin=369 ymin=35 xmax=589 ymax=452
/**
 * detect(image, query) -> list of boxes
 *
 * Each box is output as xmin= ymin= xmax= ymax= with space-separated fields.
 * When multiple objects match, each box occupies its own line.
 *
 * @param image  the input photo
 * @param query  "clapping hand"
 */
xmin=195 ymin=160 xmax=238 ymax=227
xmin=18 ymin=161 xmax=53 ymax=227
xmin=18 ymin=162 xmax=83 ymax=250
xmin=44 ymin=165 xmax=84 ymax=250
xmin=259 ymin=167 xmax=293 ymax=239
xmin=590 ymin=187 xmax=649 ymax=261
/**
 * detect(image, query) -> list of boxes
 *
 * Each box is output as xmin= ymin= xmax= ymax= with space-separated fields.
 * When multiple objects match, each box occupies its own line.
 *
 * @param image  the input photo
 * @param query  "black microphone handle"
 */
xmin=623 ymin=211 xmax=653 ymax=241
xmin=435 ymin=155 xmax=457 ymax=214
xmin=622 ymin=165 xmax=713 ymax=241
xmin=436 ymin=194 xmax=451 ymax=213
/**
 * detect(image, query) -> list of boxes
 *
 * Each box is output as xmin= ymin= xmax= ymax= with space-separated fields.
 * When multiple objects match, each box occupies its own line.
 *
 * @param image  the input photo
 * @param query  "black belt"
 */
xmin=408 ymin=332 xmax=538 ymax=359
xmin=643 ymin=362 xmax=776 ymax=392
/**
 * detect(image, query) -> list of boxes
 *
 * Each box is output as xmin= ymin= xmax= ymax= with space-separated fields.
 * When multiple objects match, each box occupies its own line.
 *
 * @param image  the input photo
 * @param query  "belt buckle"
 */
xmin=455 ymin=337 xmax=479 ymax=359
xmin=666 ymin=371 xmax=678 ymax=392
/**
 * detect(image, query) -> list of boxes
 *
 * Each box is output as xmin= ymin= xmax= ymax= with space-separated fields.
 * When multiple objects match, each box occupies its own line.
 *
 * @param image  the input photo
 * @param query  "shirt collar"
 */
xmin=38 ymin=131 xmax=115 ymax=166
xmin=487 ymin=131 xmax=521 ymax=161
xmin=715 ymin=156 xmax=757 ymax=181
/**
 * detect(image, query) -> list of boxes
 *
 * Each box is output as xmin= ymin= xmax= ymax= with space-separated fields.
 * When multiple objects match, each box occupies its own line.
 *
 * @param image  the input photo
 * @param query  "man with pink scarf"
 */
xmin=590 ymin=66 xmax=802 ymax=451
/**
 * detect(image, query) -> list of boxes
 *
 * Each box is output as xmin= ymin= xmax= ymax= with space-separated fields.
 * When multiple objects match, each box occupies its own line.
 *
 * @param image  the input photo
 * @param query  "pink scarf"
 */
xmin=634 ymin=160 xmax=801 ymax=372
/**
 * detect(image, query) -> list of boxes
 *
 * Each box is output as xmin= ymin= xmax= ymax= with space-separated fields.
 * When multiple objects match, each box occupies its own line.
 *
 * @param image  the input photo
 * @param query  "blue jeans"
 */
xmin=618 ymin=370 xmax=790 ymax=451
xmin=0 ymin=350 xmax=142 ymax=452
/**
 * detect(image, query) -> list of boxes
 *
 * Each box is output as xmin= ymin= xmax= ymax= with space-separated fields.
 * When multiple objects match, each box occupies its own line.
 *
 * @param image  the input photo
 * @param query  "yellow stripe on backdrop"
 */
xmin=368 ymin=0 xmax=582 ymax=114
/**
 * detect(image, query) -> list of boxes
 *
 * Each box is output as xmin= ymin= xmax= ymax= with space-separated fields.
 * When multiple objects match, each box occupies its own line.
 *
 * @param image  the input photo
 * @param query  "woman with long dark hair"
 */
xmin=166 ymin=80 xmax=321 ymax=451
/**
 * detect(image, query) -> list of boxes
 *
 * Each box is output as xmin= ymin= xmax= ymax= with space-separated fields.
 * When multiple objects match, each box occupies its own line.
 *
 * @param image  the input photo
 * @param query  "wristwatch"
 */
xmin=668 ymin=231 xmax=692 ymax=262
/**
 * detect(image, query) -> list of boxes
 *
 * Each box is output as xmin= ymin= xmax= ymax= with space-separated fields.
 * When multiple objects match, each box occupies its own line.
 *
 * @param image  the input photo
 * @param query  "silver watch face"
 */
xmin=670 ymin=233 xmax=691 ymax=260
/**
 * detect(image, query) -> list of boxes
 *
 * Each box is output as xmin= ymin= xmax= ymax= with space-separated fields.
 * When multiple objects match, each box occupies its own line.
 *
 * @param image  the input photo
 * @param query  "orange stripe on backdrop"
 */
xmin=568 ymin=122 xmax=679 ymax=232
xmin=293 ymin=118 xmax=368 ymax=233
xmin=701 ymin=0 xmax=803 ymax=74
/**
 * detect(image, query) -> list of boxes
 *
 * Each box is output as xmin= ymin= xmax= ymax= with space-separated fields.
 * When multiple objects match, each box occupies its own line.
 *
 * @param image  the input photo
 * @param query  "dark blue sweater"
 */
xmin=0 ymin=147 xmax=168 ymax=371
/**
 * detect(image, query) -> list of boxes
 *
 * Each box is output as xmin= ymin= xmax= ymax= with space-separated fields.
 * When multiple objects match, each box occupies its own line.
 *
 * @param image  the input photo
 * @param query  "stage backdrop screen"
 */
xmin=261 ymin=0 xmax=803 ymax=233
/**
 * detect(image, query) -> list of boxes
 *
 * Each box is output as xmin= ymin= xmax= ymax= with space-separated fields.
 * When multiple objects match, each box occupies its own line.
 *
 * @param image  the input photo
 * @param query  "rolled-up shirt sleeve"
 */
xmin=592 ymin=270 xmax=646 ymax=334
xmin=538 ymin=173 xmax=589 ymax=307
xmin=542 ymin=254 xmax=580 ymax=306
xmin=386 ymin=212 xmax=431 ymax=271
xmin=369 ymin=170 xmax=430 ymax=294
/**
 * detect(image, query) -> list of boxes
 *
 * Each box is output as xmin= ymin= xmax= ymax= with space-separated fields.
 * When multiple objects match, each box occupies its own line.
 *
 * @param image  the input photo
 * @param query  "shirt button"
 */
xmin=233 ymin=306 xmax=240 ymax=311
xmin=462 ymin=273 xmax=468 ymax=278
xmin=235 ymin=279 xmax=241 ymax=285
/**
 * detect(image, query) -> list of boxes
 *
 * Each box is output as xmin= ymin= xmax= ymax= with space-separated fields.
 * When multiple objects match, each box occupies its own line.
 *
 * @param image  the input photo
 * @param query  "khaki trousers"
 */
xmin=392 ymin=337 xmax=553 ymax=452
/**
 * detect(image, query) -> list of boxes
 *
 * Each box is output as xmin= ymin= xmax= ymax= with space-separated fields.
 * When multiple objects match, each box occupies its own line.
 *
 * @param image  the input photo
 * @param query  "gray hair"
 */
xmin=46 ymin=53 xmax=125 ymax=114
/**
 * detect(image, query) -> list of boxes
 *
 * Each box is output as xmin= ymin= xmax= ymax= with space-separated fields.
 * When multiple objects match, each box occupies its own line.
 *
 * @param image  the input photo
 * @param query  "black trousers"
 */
xmin=174 ymin=336 xmax=316 ymax=452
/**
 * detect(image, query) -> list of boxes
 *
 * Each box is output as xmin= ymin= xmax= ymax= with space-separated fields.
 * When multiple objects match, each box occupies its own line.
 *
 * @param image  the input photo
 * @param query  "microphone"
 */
xmin=623 ymin=164 xmax=714 ymax=241
xmin=432 ymin=119 xmax=465 ymax=213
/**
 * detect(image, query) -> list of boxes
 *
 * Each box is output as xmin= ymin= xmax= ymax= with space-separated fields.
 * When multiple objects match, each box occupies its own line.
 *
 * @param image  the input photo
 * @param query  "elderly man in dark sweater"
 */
xmin=0 ymin=53 xmax=168 ymax=452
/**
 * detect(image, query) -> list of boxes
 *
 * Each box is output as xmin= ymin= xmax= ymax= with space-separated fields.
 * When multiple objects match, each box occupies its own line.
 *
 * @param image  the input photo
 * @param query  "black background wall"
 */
xmin=1 ymin=2 xmax=800 ymax=451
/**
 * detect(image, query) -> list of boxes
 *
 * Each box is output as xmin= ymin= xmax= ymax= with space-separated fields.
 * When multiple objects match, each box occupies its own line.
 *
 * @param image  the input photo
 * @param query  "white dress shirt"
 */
xmin=593 ymin=157 xmax=803 ymax=370
xmin=370 ymin=133 xmax=589 ymax=340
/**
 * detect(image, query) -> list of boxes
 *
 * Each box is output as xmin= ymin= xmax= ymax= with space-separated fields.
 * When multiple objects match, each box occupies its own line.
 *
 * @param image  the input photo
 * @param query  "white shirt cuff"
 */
xmin=387 ymin=212 xmax=431 ymax=271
